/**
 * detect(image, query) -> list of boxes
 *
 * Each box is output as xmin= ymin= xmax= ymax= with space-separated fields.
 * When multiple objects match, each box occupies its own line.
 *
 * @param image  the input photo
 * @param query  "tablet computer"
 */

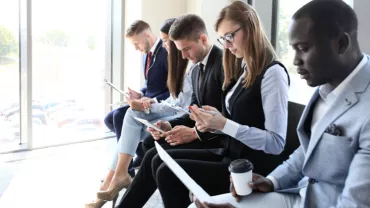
xmin=134 ymin=117 xmax=165 ymax=133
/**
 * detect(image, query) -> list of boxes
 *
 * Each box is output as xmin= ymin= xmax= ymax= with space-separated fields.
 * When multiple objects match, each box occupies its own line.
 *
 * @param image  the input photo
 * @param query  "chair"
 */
xmin=280 ymin=101 xmax=305 ymax=161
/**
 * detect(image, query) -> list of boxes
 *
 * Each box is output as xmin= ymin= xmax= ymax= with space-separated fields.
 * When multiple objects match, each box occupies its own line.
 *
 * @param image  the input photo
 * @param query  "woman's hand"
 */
xmin=129 ymin=100 xmax=145 ymax=111
xmin=190 ymin=105 xmax=227 ymax=131
xmin=141 ymin=98 xmax=155 ymax=111
xmin=127 ymin=87 xmax=142 ymax=99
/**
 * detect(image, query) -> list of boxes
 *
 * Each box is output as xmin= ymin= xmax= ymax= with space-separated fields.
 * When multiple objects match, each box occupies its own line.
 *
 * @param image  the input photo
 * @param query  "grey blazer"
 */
xmin=270 ymin=56 xmax=370 ymax=208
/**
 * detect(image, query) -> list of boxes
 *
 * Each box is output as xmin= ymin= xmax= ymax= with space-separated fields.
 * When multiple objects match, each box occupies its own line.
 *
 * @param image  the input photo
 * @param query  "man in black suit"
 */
xmin=104 ymin=20 xmax=169 ymax=176
xmin=117 ymin=14 xmax=224 ymax=208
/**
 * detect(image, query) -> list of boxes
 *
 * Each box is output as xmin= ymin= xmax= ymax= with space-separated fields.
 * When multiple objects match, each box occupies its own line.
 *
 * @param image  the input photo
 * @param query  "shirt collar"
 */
xmin=198 ymin=45 xmax=214 ymax=69
xmin=149 ymin=38 xmax=160 ymax=54
xmin=319 ymin=54 xmax=367 ymax=103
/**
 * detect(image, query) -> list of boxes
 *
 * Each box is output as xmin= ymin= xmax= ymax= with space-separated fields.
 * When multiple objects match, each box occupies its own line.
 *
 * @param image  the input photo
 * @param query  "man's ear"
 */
xmin=199 ymin=34 xmax=208 ymax=44
xmin=336 ymin=32 xmax=350 ymax=54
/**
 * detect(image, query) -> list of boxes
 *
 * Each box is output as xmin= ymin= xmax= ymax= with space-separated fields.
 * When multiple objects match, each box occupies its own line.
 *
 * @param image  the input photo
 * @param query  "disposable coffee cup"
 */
xmin=229 ymin=159 xmax=253 ymax=196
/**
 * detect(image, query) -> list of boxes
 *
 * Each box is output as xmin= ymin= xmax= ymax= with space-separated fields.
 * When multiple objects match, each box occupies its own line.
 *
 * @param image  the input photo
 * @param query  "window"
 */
xmin=277 ymin=0 xmax=354 ymax=105
xmin=0 ymin=0 xmax=20 ymax=152
xmin=31 ymin=0 xmax=111 ymax=147
xmin=277 ymin=0 xmax=315 ymax=105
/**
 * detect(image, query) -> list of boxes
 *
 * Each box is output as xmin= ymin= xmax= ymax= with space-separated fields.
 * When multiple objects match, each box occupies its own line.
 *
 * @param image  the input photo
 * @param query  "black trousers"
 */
xmin=117 ymin=142 xmax=231 ymax=208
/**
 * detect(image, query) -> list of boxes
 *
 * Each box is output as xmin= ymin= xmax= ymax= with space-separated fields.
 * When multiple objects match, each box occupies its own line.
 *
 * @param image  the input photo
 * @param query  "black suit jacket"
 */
xmin=169 ymin=46 xmax=224 ymax=141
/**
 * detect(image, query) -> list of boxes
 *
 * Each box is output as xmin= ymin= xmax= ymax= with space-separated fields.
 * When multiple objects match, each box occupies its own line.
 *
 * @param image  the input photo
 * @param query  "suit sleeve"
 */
xmin=269 ymin=146 xmax=305 ymax=189
xmin=195 ymin=62 xmax=224 ymax=141
xmin=153 ymin=55 xmax=169 ymax=101
xmin=141 ymin=55 xmax=148 ymax=94
xmin=332 ymin=116 xmax=370 ymax=208
xmin=140 ymin=85 xmax=148 ymax=95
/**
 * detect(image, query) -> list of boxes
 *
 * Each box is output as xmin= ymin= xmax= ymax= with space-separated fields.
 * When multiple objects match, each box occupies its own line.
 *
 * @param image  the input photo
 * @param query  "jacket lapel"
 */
xmin=297 ymin=89 xmax=319 ymax=151
xmin=199 ymin=47 xmax=217 ymax=102
xmin=194 ymin=64 xmax=201 ymax=105
xmin=146 ymin=39 xmax=163 ymax=79
xmin=304 ymin=59 xmax=370 ymax=164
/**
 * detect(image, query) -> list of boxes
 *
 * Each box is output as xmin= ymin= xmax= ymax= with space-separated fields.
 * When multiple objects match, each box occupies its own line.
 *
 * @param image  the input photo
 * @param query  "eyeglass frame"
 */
xmin=217 ymin=27 xmax=242 ymax=46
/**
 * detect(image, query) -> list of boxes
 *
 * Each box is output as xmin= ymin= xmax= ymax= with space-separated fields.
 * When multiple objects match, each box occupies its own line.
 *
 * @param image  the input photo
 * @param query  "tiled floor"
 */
xmin=0 ymin=138 xmax=163 ymax=208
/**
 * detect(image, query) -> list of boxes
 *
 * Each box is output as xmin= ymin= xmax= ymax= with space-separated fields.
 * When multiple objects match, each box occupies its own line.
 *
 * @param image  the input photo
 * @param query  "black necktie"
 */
xmin=198 ymin=63 xmax=205 ymax=90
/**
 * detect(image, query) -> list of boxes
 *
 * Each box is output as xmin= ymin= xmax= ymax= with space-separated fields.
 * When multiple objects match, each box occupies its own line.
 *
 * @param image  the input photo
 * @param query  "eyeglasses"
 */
xmin=217 ymin=27 xmax=242 ymax=46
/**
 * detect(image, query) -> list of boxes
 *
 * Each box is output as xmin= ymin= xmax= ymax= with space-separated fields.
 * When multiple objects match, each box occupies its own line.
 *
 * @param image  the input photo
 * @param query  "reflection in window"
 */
xmin=0 ymin=0 xmax=20 ymax=152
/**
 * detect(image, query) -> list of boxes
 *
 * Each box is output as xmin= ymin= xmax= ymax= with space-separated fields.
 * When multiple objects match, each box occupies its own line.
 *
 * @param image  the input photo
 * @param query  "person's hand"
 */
xmin=194 ymin=198 xmax=235 ymax=208
xmin=164 ymin=125 xmax=197 ymax=146
xmin=190 ymin=105 xmax=227 ymax=131
xmin=128 ymin=87 xmax=142 ymax=99
xmin=229 ymin=176 xmax=241 ymax=202
xmin=248 ymin=173 xmax=274 ymax=193
xmin=140 ymin=98 xmax=155 ymax=110
xmin=147 ymin=120 xmax=172 ymax=140
xmin=129 ymin=99 xmax=145 ymax=111
xmin=195 ymin=122 xmax=216 ymax=133
xmin=229 ymin=174 xmax=273 ymax=203
xmin=140 ymin=97 xmax=153 ymax=102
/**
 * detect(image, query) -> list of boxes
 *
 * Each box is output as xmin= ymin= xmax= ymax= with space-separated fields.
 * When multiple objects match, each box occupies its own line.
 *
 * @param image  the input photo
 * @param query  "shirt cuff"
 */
xmin=153 ymin=97 xmax=158 ymax=103
xmin=221 ymin=119 xmax=240 ymax=138
xmin=266 ymin=175 xmax=279 ymax=190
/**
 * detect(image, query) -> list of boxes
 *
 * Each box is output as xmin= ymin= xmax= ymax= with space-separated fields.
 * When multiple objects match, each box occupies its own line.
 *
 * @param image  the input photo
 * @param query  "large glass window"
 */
xmin=277 ymin=0 xmax=314 ymax=105
xmin=0 ymin=0 xmax=20 ymax=152
xmin=31 ymin=0 xmax=110 ymax=147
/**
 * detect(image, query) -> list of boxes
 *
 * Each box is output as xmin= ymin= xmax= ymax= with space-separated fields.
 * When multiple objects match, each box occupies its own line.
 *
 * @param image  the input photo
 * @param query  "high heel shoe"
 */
xmin=96 ymin=176 xmax=132 ymax=201
xmin=85 ymin=195 xmax=118 ymax=208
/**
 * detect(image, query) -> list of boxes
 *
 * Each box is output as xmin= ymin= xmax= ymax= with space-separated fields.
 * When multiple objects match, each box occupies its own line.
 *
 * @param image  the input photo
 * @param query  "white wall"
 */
xmin=199 ymin=0 xmax=230 ymax=45
xmin=123 ymin=0 xmax=187 ymax=92
xmin=253 ymin=0 xmax=273 ymax=40
xmin=354 ymin=0 xmax=370 ymax=54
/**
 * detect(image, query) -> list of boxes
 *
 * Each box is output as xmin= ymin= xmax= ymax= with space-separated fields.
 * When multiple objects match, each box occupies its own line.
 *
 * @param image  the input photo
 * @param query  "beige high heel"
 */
xmin=96 ymin=176 xmax=132 ymax=201
xmin=85 ymin=195 xmax=118 ymax=208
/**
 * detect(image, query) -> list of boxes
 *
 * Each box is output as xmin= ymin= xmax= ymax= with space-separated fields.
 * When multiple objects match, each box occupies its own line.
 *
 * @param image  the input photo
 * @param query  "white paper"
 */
xmin=155 ymin=142 xmax=213 ymax=204
xmin=134 ymin=117 xmax=165 ymax=133
xmin=155 ymin=142 xmax=244 ymax=207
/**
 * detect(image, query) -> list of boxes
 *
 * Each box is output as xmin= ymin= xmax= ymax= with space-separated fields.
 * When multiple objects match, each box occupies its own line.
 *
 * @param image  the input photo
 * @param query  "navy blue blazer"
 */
xmin=140 ymin=39 xmax=169 ymax=101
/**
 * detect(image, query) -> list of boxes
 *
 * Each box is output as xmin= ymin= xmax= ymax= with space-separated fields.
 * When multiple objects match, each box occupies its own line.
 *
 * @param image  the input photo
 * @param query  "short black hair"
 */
xmin=169 ymin=14 xmax=207 ymax=41
xmin=293 ymin=0 xmax=358 ymax=39
xmin=160 ymin=18 xmax=176 ymax=34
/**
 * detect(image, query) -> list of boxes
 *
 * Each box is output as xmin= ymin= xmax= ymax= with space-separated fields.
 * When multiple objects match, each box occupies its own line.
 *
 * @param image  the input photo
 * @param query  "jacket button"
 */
xmin=308 ymin=178 xmax=317 ymax=184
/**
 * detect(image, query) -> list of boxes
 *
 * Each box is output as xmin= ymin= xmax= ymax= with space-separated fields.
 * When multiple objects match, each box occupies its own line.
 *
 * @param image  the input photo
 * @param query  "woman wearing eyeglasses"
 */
xmin=147 ymin=1 xmax=290 ymax=207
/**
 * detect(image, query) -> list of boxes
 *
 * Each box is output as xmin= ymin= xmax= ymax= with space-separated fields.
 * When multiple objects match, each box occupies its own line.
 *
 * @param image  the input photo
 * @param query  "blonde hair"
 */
xmin=215 ymin=1 xmax=277 ymax=89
